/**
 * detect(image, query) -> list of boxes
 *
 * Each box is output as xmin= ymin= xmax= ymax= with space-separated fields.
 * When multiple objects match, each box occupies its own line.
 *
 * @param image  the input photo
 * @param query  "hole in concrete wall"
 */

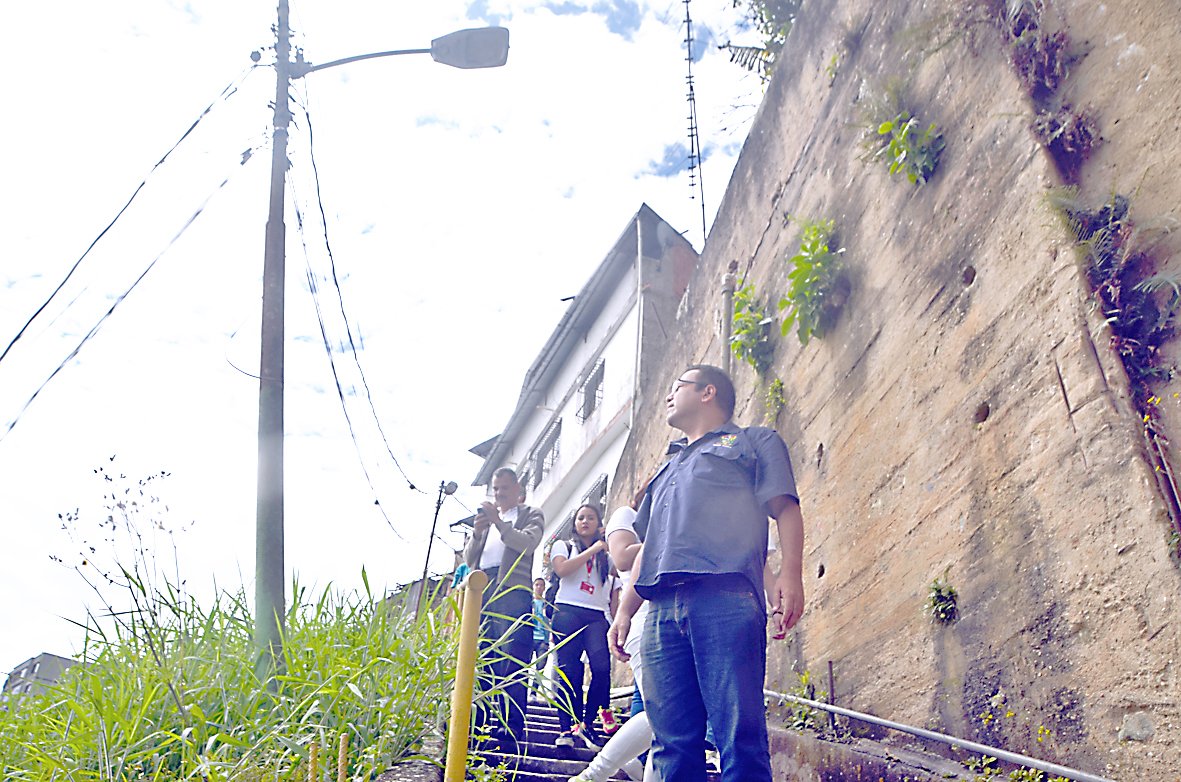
xmin=816 ymin=442 xmax=824 ymax=468
xmin=818 ymin=564 xmax=826 ymax=578
xmin=963 ymin=266 xmax=976 ymax=286
xmin=974 ymin=402 xmax=991 ymax=425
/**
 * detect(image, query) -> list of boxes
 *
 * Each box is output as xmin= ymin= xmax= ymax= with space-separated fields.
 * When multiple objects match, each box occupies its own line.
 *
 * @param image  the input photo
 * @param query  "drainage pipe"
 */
xmin=720 ymin=260 xmax=738 ymax=375
xmin=764 ymin=690 xmax=1115 ymax=782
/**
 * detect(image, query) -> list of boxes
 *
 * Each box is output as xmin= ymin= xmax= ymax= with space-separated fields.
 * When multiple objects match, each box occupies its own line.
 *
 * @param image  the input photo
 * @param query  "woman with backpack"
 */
xmin=550 ymin=503 xmax=614 ymax=749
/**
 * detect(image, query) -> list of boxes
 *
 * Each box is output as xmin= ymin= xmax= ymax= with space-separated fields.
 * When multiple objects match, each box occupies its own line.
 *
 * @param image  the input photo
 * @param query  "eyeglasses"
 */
xmin=670 ymin=377 xmax=705 ymax=395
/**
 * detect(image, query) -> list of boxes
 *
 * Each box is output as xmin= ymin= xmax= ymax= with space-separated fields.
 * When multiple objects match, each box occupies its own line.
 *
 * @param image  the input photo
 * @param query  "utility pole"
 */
xmin=417 ymin=480 xmax=458 ymax=620
xmin=248 ymin=7 xmax=507 ymax=663
xmin=256 ymin=0 xmax=290 ymax=662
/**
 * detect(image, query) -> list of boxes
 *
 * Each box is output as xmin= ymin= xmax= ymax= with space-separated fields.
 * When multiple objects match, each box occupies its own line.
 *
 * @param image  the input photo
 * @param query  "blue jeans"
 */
xmin=642 ymin=574 xmax=771 ymax=782
xmin=478 ymin=583 xmax=533 ymax=739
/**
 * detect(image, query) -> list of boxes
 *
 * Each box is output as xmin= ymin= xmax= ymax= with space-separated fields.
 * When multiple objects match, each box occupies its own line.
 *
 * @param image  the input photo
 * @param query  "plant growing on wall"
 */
xmin=876 ymin=110 xmax=945 ymax=185
xmin=731 ymin=283 xmax=775 ymax=374
xmin=925 ymin=569 xmax=958 ymax=624
xmin=765 ymin=378 xmax=786 ymax=422
xmin=720 ymin=0 xmax=801 ymax=81
xmin=778 ymin=217 xmax=845 ymax=346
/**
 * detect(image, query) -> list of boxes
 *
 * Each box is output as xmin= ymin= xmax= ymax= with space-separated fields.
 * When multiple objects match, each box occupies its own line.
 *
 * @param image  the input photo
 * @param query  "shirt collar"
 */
xmin=665 ymin=420 xmax=741 ymax=455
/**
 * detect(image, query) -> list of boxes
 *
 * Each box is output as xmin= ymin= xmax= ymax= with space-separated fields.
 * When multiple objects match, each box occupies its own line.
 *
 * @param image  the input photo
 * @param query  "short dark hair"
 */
xmin=492 ymin=467 xmax=519 ymax=484
xmin=684 ymin=364 xmax=735 ymax=419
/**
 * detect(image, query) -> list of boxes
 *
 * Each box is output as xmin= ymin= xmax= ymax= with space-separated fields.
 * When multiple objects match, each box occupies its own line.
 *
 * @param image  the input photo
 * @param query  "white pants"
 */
xmin=580 ymin=605 xmax=653 ymax=782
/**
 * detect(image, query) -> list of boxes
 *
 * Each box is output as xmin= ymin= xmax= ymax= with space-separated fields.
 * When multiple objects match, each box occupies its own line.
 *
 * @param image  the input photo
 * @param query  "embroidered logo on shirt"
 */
xmin=718 ymin=434 xmax=738 ymax=447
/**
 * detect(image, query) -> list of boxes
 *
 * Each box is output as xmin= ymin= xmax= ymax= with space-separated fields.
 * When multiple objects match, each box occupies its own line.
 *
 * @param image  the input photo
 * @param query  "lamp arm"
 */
xmin=294 ymin=48 xmax=431 ymax=78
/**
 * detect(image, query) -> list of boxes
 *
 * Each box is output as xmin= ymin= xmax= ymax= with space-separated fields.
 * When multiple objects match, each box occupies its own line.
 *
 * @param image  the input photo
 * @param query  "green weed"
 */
xmin=731 ymin=283 xmax=776 ymax=374
xmin=765 ymin=378 xmax=786 ymax=422
xmin=778 ymin=217 xmax=845 ymax=346
xmin=876 ymin=111 xmax=944 ymax=185
xmin=926 ymin=569 xmax=958 ymax=624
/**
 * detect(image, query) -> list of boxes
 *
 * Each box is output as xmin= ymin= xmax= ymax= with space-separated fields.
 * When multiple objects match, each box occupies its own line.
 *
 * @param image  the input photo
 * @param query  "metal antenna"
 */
xmin=683 ymin=0 xmax=708 ymax=248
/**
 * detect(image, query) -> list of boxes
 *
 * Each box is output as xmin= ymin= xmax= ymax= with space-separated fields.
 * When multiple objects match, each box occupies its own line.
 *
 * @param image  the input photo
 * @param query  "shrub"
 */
xmin=731 ymin=284 xmax=776 ymax=374
xmin=876 ymin=111 xmax=945 ymax=185
xmin=778 ymin=218 xmax=845 ymax=346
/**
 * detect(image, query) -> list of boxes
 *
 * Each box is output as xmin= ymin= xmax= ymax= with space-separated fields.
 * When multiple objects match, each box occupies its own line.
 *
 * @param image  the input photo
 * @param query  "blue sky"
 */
xmin=0 ymin=0 xmax=767 ymax=671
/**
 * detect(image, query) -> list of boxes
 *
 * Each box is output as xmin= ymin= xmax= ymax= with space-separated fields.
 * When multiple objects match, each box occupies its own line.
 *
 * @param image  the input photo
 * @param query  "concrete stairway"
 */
xmin=476 ymin=702 xmax=611 ymax=782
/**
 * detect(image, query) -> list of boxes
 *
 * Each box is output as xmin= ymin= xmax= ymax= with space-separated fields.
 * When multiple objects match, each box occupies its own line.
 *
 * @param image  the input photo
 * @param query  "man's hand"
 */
xmin=769 ymin=570 xmax=805 ymax=640
xmin=474 ymin=501 xmax=499 ymax=533
xmin=607 ymin=612 xmax=632 ymax=662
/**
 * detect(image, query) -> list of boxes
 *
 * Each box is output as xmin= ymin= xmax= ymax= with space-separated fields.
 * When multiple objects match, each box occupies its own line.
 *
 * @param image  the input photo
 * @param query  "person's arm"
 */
xmin=607 ymin=544 xmax=645 ymax=661
xmin=552 ymin=539 xmax=606 ymax=577
xmin=463 ymin=517 xmax=488 ymax=568
xmin=766 ymin=495 xmax=804 ymax=640
xmin=493 ymin=505 xmax=545 ymax=551
xmin=607 ymin=527 xmax=642 ymax=572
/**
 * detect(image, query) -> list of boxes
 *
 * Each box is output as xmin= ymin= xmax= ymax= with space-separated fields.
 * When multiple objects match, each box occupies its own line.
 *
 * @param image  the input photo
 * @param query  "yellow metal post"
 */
xmin=444 ymin=569 xmax=489 ymax=782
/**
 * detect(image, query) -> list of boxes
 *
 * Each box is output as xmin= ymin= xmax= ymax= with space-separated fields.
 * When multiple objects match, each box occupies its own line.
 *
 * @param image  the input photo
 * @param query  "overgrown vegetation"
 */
xmin=3 ymin=467 xmax=461 ymax=781
xmin=778 ymin=217 xmax=846 ymax=346
xmin=925 ymin=569 xmax=959 ymax=624
xmin=876 ymin=111 xmax=945 ymax=185
xmin=854 ymin=77 xmax=944 ymax=185
xmin=783 ymin=669 xmax=826 ymax=732
xmin=0 ymin=576 xmax=456 ymax=780
xmin=914 ymin=0 xmax=1094 ymax=180
xmin=1047 ymin=187 xmax=1180 ymax=389
xmin=720 ymin=0 xmax=801 ymax=81
xmin=731 ymin=283 xmax=776 ymax=374
xmin=765 ymin=378 xmax=786 ymax=422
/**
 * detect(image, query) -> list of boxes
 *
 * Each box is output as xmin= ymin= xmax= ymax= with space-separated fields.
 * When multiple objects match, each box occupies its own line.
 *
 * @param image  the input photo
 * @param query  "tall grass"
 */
xmin=0 ymin=571 xmax=457 ymax=781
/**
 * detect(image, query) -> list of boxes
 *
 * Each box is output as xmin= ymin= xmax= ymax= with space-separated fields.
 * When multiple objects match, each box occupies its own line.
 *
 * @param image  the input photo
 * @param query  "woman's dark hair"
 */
xmin=568 ymin=503 xmax=608 ymax=583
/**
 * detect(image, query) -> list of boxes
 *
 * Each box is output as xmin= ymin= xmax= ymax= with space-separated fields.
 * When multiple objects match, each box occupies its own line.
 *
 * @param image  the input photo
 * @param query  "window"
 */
xmin=577 ymin=360 xmax=606 ymax=422
xmin=534 ymin=419 xmax=561 ymax=485
xmin=582 ymin=473 xmax=608 ymax=518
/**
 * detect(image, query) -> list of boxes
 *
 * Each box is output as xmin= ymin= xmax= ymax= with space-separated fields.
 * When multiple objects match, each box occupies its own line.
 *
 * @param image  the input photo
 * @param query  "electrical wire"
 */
xmin=0 ymin=64 xmax=260 ymax=369
xmin=288 ymin=185 xmax=408 ymax=542
xmin=1 ymin=142 xmax=264 ymax=442
xmin=293 ymin=90 xmax=425 ymax=495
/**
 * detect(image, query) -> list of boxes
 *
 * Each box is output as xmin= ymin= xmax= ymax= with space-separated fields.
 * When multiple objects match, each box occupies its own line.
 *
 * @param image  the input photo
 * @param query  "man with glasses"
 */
xmin=466 ymin=466 xmax=545 ymax=752
xmin=608 ymin=364 xmax=804 ymax=782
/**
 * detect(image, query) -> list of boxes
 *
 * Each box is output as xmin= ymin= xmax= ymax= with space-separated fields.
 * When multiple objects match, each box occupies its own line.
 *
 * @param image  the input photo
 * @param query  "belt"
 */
xmin=652 ymin=572 xmax=749 ymax=592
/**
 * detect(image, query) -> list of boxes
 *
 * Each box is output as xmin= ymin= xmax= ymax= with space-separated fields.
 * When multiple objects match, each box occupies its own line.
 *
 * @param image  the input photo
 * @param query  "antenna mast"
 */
xmin=683 ymin=0 xmax=708 ymax=248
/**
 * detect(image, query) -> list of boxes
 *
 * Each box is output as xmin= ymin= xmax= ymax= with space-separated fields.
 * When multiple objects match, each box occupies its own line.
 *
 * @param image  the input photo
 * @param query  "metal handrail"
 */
xmin=765 ymin=690 xmax=1115 ymax=782
xmin=444 ymin=570 xmax=489 ymax=782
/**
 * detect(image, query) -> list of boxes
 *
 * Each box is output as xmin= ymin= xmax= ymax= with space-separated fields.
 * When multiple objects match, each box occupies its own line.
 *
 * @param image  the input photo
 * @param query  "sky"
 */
xmin=0 ymin=0 xmax=768 ymax=672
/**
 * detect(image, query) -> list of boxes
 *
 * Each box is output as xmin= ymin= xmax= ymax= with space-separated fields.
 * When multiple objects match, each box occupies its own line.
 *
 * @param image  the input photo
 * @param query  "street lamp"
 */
xmin=417 ymin=480 xmax=459 ymax=620
xmin=254 ymin=0 xmax=508 ymax=662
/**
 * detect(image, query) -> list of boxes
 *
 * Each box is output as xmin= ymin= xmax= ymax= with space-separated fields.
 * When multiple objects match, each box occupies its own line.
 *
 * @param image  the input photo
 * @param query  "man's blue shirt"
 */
xmin=633 ymin=420 xmax=798 ymax=610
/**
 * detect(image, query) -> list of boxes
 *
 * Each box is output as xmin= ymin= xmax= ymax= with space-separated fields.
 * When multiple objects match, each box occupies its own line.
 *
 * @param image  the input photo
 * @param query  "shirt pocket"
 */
xmin=695 ymin=441 xmax=757 ymax=483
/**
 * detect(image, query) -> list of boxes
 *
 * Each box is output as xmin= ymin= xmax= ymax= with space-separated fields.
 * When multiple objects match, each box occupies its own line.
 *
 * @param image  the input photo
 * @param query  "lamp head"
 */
xmin=430 ymin=27 xmax=509 ymax=69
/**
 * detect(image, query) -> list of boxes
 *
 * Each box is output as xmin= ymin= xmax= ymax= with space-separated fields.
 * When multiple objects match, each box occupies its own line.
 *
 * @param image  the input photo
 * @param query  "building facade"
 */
xmin=470 ymin=204 xmax=696 ymax=575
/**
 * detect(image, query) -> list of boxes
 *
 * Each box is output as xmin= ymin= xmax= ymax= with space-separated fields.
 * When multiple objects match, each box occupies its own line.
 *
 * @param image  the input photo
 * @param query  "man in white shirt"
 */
xmin=464 ymin=467 xmax=545 ymax=750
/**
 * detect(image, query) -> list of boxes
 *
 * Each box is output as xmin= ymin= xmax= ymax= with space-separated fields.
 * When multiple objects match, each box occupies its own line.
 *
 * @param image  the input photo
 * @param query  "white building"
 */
xmin=470 ymin=204 xmax=697 ymax=573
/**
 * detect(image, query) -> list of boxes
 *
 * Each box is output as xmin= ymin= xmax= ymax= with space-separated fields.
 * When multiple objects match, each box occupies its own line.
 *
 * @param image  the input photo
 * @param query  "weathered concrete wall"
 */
xmin=609 ymin=0 xmax=1181 ymax=779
